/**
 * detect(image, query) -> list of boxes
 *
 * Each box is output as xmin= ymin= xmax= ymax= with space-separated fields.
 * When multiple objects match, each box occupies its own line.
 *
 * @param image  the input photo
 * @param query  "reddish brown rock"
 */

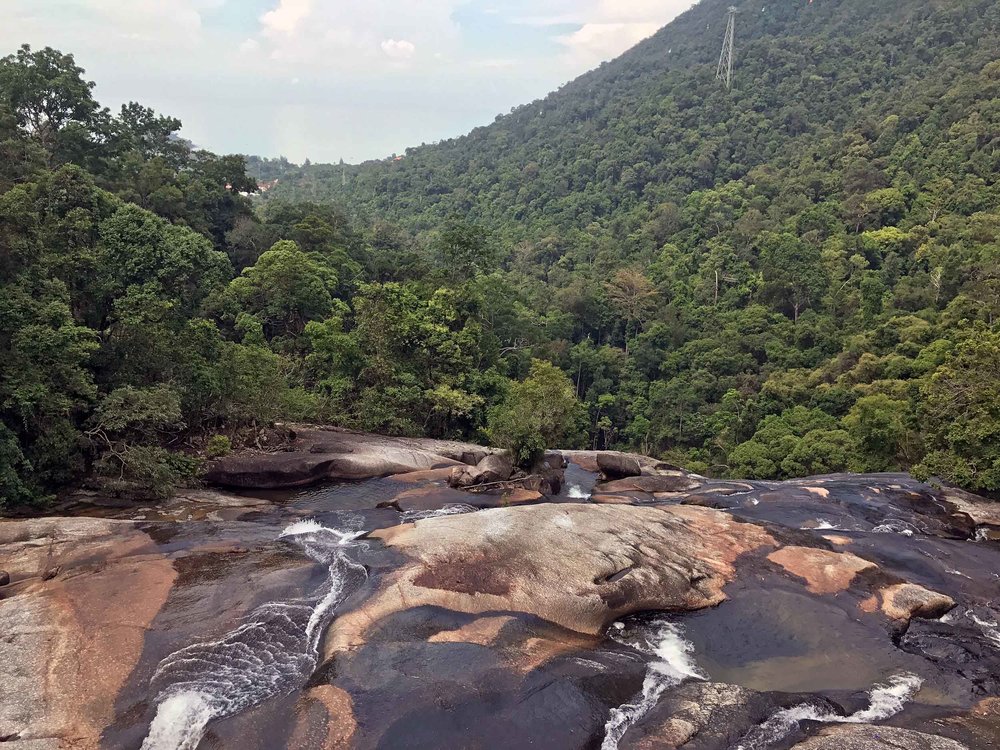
xmin=879 ymin=583 xmax=955 ymax=622
xmin=767 ymin=546 xmax=875 ymax=595
xmin=390 ymin=467 xmax=457 ymax=483
xmin=288 ymin=685 xmax=356 ymax=750
xmin=502 ymin=489 xmax=545 ymax=505
xmin=0 ymin=518 xmax=175 ymax=748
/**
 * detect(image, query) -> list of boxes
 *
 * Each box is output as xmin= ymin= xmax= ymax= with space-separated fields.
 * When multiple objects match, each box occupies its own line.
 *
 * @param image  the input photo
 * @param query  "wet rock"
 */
xmin=933 ymin=699 xmax=1000 ymax=748
xmin=287 ymin=685 xmax=355 ymax=750
xmin=900 ymin=621 xmax=1000 ymax=695
xmin=619 ymin=682 xmax=837 ymax=750
xmin=325 ymin=503 xmax=777 ymax=656
xmin=790 ymin=725 xmax=968 ymax=749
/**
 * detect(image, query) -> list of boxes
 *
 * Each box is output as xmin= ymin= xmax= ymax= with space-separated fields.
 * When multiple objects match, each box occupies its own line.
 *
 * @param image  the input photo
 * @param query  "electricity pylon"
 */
xmin=717 ymin=6 xmax=738 ymax=89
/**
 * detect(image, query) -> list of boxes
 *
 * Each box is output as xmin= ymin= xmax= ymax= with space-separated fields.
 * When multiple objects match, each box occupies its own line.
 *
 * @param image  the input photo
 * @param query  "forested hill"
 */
xmin=262 ymin=0 xmax=1000 ymax=241
xmin=2 ymin=0 xmax=1000 ymax=507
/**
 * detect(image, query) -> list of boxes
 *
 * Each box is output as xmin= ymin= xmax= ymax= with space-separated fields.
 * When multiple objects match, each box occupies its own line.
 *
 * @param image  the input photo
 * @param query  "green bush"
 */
xmin=205 ymin=434 xmax=232 ymax=459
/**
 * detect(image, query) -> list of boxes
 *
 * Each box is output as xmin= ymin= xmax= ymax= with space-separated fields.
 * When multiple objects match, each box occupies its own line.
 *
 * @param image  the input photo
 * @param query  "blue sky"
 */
xmin=5 ymin=0 xmax=698 ymax=163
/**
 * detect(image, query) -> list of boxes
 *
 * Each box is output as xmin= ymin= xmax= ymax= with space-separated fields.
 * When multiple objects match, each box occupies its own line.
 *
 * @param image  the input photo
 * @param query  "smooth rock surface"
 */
xmin=325 ymin=503 xmax=777 ymax=654
xmin=205 ymin=427 xmax=493 ymax=488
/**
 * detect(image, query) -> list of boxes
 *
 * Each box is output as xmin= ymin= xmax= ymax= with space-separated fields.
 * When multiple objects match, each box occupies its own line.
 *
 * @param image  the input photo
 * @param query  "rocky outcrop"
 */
xmin=0 ymin=519 xmax=175 ymax=748
xmin=5 ymin=431 xmax=1000 ymax=750
xmin=204 ymin=427 xmax=496 ymax=489
xmin=324 ymin=503 xmax=777 ymax=655
xmin=790 ymin=725 xmax=968 ymax=750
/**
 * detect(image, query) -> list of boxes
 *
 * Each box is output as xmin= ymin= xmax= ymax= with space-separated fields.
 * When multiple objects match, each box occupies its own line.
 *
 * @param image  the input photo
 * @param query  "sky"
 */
xmin=4 ymin=0 xmax=698 ymax=163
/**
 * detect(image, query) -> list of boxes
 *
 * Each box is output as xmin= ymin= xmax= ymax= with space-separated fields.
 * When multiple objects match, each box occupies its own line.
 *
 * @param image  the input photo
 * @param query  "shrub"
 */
xmin=205 ymin=434 xmax=232 ymax=459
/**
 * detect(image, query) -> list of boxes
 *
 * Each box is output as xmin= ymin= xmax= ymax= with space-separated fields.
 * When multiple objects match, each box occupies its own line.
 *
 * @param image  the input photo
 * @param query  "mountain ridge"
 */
xmin=261 ymin=0 xmax=998 ymax=241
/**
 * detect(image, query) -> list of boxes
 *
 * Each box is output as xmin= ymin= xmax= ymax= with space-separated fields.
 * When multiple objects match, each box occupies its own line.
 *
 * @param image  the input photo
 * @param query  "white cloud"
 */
xmin=74 ymin=0 xmax=225 ymax=44
xmin=381 ymin=39 xmax=416 ymax=60
xmin=510 ymin=0 xmax=691 ymax=64
xmin=239 ymin=38 xmax=261 ymax=54
xmin=260 ymin=0 xmax=313 ymax=35
xmin=556 ymin=21 xmax=662 ymax=63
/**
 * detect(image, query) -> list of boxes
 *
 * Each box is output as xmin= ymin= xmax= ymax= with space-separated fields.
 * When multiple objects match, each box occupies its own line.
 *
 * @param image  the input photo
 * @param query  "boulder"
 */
xmin=619 ymin=682 xmax=839 ymax=750
xmin=879 ymin=583 xmax=955 ymax=622
xmin=597 ymin=452 xmax=643 ymax=480
xmin=204 ymin=427 xmax=496 ymax=489
xmin=502 ymin=489 xmax=545 ymax=505
xmin=790 ymin=725 xmax=968 ymax=750
xmin=449 ymin=452 xmax=514 ymax=488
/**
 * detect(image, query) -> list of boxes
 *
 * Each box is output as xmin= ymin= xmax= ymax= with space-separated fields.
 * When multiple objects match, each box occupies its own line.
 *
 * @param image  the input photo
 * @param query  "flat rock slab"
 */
xmin=326 ymin=504 xmax=776 ymax=655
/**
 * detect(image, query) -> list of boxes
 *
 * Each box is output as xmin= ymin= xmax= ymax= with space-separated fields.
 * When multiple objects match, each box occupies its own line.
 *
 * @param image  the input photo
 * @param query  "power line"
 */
xmin=717 ymin=6 xmax=738 ymax=89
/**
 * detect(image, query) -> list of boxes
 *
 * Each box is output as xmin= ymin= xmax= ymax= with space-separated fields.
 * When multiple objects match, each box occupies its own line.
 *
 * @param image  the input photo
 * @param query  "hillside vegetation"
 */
xmin=262 ymin=0 xmax=1000 ymax=488
xmin=2 ymin=0 xmax=1000 ymax=504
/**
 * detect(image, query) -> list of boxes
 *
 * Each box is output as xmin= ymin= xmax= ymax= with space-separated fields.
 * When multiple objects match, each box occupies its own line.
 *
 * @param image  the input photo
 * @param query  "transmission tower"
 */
xmin=716 ymin=6 xmax=738 ymax=89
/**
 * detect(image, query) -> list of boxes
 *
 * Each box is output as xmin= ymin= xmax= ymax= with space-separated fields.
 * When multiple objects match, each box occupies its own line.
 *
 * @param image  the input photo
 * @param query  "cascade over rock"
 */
xmin=2 ymin=432 xmax=1000 ymax=750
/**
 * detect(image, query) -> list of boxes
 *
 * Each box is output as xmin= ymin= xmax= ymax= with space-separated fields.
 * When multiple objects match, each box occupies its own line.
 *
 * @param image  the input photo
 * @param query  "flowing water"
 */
xmin=400 ymin=503 xmax=479 ymax=522
xmin=140 ymin=521 xmax=368 ymax=750
xmin=601 ymin=618 xmax=705 ymax=750
xmin=732 ymin=674 xmax=924 ymax=750
xmin=67 ymin=465 xmax=1000 ymax=750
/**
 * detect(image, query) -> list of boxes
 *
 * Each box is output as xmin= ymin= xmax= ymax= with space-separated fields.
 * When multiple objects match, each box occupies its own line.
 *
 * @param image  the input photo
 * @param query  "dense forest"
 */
xmin=2 ymin=0 xmax=1000 ymax=506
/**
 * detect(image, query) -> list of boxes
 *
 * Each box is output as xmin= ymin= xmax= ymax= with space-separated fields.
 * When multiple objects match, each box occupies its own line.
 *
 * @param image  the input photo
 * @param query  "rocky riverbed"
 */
xmin=2 ymin=427 xmax=1000 ymax=750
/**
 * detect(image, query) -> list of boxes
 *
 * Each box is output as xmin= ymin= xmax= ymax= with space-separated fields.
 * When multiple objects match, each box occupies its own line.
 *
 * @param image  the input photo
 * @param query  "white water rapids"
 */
xmin=733 ymin=673 xmax=924 ymax=750
xmin=140 ymin=521 xmax=367 ymax=750
xmin=942 ymin=605 xmax=1000 ymax=648
xmin=601 ymin=618 xmax=705 ymax=750
xmin=400 ymin=503 xmax=479 ymax=522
